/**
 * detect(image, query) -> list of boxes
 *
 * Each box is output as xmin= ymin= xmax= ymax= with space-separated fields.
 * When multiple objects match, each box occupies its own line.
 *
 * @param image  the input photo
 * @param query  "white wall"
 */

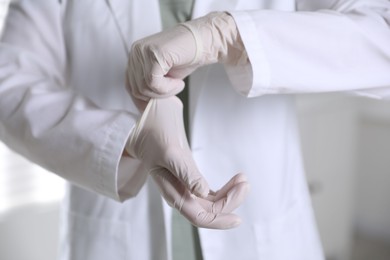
xmin=0 ymin=203 xmax=61 ymax=260
xmin=354 ymin=98 xmax=390 ymax=242
xmin=297 ymin=94 xmax=390 ymax=259
xmin=0 ymin=141 xmax=64 ymax=260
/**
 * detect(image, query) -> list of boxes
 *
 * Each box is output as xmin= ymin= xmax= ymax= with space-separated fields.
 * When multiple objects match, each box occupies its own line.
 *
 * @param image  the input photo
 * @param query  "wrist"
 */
xmin=180 ymin=12 xmax=244 ymax=66
xmin=215 ymin=12 xmax=245 ymax=65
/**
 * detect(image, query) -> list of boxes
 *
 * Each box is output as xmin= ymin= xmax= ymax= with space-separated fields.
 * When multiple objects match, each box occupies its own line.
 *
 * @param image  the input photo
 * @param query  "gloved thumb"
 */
xmin=144 ymin=61 xmax=186 ymax=97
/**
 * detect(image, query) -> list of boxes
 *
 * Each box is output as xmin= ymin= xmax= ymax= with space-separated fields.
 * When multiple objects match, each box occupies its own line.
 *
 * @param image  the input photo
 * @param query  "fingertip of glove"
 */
xmin=234 ymin=172 xmax=248 ymax=182
xmin=196 ymin=187 xmax=210 ymax=199
xmin=240 ymin=181 xmax=251 ymax=194
xmin=191 ymin=180 xmax=210 ymax=198
xmin=194 ymin=213 xmax=242 ymax=230
xmin=148 ymin=77 xmax=185 ymax=96
xmin=227 ymin=182 xmax=250 ymax=206
xmin=229 ymin=218 xmax=242 ymax=229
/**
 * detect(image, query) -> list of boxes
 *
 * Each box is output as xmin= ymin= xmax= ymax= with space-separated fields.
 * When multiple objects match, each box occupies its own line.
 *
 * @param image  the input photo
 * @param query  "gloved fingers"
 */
xmin=208 ymin=189 xmax=217 ymax=197
xmin=207 ymin=173 xmax=248 ymax=202
xmin=128 ymin=64 xmax=185 ymax=101
xmin=132 ymin=79 xmax=184 ymax=101
xmin=178 ymin=189 xmax=242 ymax=229
xmin=151 ymin=168 xmax=241 ymax=229
xmin=150 ymin=167 xmax=187 ymax=209
xmin=128 ymin=74 xmax=147 ymax=101
xmin=126 ymin=46 xmax=171 ymax=103
xmin=126 ymin=73 xmax=149 ymax=111
xmin=181 ymin=201 xmax=242 ymax=229
xmin=167 ymin=64 xmax=198 ymax=80
xmin=127 ymin=57 xmax=151 ymax=108
xmin=129 ymin=36 xmax=186 ymax=99
xmin=145 ymin=62 xmax=186 ymax=96
xmin=163 ymin=148 xmax=210 ymax=198
xmin=138 ymin=77 xmax=185 ymax=98
xmin=128 ymin=72 xmax=180 ymax=109
xmin=198 ymin=181 xmax=249 ymax=214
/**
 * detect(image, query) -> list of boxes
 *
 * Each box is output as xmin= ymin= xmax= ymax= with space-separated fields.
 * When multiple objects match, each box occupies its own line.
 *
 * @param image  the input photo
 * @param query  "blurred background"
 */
xmin=0 ymin=1 xmax=390 ymax=260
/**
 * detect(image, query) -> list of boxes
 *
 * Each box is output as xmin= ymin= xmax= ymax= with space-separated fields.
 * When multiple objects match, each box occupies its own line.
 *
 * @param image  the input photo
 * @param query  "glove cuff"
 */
xmin=180 ymin=12 xmax=245 ymax=66
xmin=125 ymin=99 xmax=155 ymax=158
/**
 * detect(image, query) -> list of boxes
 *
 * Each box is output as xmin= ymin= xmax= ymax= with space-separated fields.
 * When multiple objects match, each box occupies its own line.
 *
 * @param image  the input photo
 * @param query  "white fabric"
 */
xmin=228 ymin=0 xmax=390 ymax=97
xmin=0 ymin=0 xmax=143 ymax=202
xmin=0 ymin=0 xmax=389 ymax=260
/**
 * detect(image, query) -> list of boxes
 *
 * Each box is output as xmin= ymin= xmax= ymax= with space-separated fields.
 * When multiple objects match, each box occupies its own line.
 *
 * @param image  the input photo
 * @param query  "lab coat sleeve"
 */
xmin=0 ymin=1 xmax=147 ymax=202
xmin=227 ymin=0 xmax=390 ymax=99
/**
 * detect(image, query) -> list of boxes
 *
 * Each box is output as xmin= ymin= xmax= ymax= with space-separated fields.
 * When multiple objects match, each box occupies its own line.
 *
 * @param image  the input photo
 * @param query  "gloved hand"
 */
xmin=126 ymin=96 xmax=249 ymax=229
xmin=127 ymin=12 xmax=247 ymax=109
xmin=153 ymin=169 xmax=249 ymax=229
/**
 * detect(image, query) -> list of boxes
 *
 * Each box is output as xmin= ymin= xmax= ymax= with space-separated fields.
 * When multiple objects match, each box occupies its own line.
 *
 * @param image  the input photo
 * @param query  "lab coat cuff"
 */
xmin=95 ymin=112 xmax=146 ymax=202
xmin=228 ymin=11 xmax=272 ymax=97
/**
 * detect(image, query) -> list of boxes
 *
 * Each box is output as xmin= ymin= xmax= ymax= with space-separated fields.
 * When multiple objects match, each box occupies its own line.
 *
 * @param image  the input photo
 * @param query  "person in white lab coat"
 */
xmin=0 ymin=1 xmax=389 ymax=260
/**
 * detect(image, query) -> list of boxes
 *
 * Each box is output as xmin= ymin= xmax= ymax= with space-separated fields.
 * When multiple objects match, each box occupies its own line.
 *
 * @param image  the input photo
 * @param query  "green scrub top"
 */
xmin=159 ymin=0 xmax=195 ymax=29
xmin=159 ymin=0 xmax=194 ymax=136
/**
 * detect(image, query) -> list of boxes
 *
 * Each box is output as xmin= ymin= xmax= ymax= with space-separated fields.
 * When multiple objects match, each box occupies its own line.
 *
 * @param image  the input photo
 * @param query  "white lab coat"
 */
xmin=0 ymin=0 xmax=389 ymax=259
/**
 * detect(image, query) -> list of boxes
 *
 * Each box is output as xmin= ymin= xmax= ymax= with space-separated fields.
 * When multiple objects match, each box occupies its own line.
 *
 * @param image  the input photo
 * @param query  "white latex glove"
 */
xmin=126 ymin=96 xmax=249 ymax=228
xmin=127 ymin=12 xmax=246 ymax=110
xmin=126 ymin=96 xmax=209 ymax=198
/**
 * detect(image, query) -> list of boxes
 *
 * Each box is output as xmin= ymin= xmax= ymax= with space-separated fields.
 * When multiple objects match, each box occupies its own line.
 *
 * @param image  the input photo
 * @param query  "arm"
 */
xmin=127 ymin=0 xmax=390 ymax=100
xmin=0 ymin=0 xmax=144 ymax=201
xmin=0 ymin=1 xmax=242 ymax=218
xmin=228 ymin=0 xmax=390 ymax=98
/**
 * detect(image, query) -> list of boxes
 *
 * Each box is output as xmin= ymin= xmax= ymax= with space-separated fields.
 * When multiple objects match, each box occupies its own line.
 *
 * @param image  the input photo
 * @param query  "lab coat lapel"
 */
xmin=106 ymin=0 xmax=162 ymax=52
